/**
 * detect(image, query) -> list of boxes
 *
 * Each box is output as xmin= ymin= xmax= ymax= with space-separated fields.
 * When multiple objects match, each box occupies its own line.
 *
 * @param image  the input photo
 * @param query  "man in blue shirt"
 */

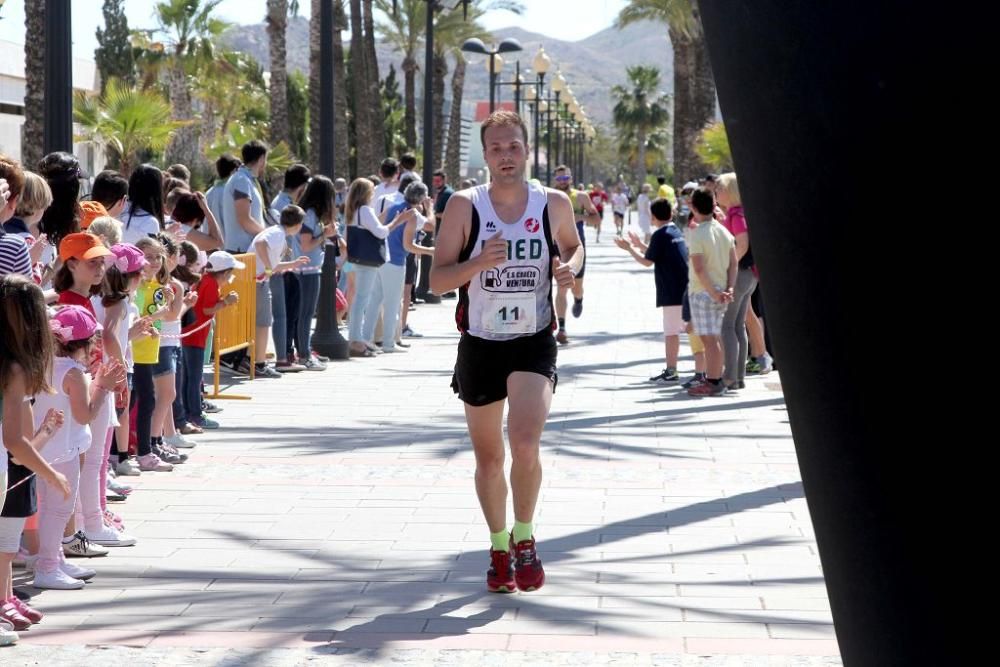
xmin=222 ymin=141 xmax=269 ymax=253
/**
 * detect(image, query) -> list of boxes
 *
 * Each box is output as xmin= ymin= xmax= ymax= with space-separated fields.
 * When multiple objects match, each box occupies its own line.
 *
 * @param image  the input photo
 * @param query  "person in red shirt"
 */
xmin=588 ymin=182 xmax=609 ymax=242
xmin=179 ymin=251 xmax=240 ymax=429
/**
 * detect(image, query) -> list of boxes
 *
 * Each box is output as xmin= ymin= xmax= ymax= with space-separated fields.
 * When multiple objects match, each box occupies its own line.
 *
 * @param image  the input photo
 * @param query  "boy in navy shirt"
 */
xmin=615 ymin=198 xmax=689 ymax=382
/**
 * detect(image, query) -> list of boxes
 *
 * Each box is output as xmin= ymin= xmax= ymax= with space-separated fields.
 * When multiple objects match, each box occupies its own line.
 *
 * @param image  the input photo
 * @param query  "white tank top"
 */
xmin=33 ymin=356 xmax=92 ymax=462
xmin=457 ymin=183 xmax=557 ymax=341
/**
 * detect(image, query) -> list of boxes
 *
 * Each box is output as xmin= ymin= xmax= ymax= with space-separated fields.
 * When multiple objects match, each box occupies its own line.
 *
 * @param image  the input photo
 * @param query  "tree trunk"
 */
xmin=165 ymin=60 xmax=198 ymax=168
xmin=444 ymin=53 xmax=466 ymax=185
xmin=637 ymin=127 xmax=648 ymax=186
xmin=670 ymin=27 xmax=715 ymax=185
xmin=349 ymin=0 xmax=374 ymax=173
xmin=402 ymin=55 xmax=417 ymax=150
xmin=267 ymin=0 xmax=290 ymax=146
xmin=362 ymin=0 xmax=384 ymax=166
xmin=309 ymin=0 xmax=321 ymax=171
xmin=691 ymin=32 xmax=717 ymax=174
xmin=432 ymin=49 xmax=447 ymax=169
xmin=332 ymin=1 xmax=350 ymax=179
xmin=22 ymin=0 xmax=46 ymax=170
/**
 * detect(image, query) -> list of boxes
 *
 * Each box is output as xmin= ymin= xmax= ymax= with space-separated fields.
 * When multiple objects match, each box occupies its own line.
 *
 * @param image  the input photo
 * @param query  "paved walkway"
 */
xmin=8 ymin=218 xmax=842 ymax=665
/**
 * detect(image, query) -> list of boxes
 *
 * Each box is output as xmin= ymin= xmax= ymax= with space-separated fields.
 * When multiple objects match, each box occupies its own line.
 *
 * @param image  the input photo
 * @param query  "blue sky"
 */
xmin=0 ymin=1 xmax=629 ymax=60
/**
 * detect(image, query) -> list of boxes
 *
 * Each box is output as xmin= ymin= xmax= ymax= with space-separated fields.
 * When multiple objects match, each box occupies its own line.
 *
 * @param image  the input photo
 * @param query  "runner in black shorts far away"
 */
xmin=552 ymin=164 xmax=599 ymax=345
xmin=431 ymin=110 xmax=584 ymax=593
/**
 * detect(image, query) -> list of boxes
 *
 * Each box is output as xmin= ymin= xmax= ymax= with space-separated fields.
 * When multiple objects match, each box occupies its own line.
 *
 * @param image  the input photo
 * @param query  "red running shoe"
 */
xmin=511 ymin=535 xmax=545 ymax=592
xmin=487 ymin=548 xmax=516 ymax=593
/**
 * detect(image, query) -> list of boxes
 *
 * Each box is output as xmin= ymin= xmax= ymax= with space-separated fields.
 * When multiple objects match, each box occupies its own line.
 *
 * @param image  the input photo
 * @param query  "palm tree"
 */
xmin=374 ymin=0 xmax=423 ymax=150
xmin=612 ymin=65 xmax=670 ymax=185
xmin=348 ymin=0 xmax=376 ymax=173
xmin=74 ymin=78 xmax=189 ymax=177
xmin=363 ymin=0 xmax=386 ymax=164
xmin=267 ymin=0 xmax=290 ymax=144
xmin=22 ymin=0 xmax=46 ymax=170
xmin=616 ymin=0 xmax=716 ymax=183
xmin=149 ymin=0 xmax=230 ymax=168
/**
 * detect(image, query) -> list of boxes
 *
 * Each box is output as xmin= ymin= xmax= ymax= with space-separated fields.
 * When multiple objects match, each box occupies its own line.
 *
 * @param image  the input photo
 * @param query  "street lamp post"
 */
xmin=44 ymin=0 xmax=72 ymax=155
xmin=461 ymin=37 xmax=523 ymax=114
xmin=310 ymin=0 xmax=350 ymax=360
xmin=531 ymin=47 xmax=551 ymax=182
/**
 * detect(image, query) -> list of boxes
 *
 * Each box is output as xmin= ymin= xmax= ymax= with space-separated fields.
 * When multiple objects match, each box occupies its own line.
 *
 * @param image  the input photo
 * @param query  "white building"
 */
xmin=0 ymin=38 xmax=105 ymax=175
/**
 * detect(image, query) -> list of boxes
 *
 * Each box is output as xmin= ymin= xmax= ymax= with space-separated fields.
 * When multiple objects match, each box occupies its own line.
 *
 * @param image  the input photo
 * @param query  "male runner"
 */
xmin=588 ymin=182 xmax=609 ymax=243
xmin=431 ymin=110 xmax=584 ymax=593
xmin=552 ymin=164 xmax=599 ymax=345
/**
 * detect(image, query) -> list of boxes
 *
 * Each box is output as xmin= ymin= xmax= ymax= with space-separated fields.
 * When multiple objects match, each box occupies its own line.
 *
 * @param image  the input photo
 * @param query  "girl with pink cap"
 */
xmin=31 ymin=305 xmax=125 ymax=590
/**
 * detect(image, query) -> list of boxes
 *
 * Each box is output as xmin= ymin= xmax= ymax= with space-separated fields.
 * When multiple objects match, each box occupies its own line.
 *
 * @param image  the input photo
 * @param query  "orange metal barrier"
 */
xmin=208 ymin=252 xmax=256 ymax=400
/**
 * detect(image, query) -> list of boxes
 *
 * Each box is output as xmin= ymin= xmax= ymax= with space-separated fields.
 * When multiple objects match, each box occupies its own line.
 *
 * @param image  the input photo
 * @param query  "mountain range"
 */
xmin=221 ymin=16 xmax=673 ymax=127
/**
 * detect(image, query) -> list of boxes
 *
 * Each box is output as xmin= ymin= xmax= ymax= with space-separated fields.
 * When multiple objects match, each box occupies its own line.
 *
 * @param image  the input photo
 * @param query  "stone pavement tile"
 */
xmin=761 ymin=597 xmax=834 ymax=611
xmin=506 ymin=635 xmax=685 ymax=652
xmin=75 ymin=613 xmax=258 ymax=632
xmin=684 ymin=638 xmax=841 ymax=656
xmin=145 ymin=630 xmax=334 ymax=648
xmin=426 ymin=618 xmax=597 ymax=636
xmin=328 ymin=632 xmax=511 ymax=650
xmin=767 ymin=623 xmax=837 ymax=639
xmin=597 ymin=621 xmax=770 ymax=639
xmin=20 ymin=627 xmax=158 ymax=647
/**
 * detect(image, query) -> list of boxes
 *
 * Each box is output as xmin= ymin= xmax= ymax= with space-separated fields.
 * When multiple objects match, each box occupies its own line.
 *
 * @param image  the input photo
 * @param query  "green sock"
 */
xmin=490 ymin=529 xmax=509 ymax=552
xmin=512 ymin=520 xmax=533 ymax=544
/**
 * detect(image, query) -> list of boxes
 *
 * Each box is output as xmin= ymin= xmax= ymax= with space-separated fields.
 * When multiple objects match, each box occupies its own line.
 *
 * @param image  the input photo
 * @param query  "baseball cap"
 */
xmin=58 ymin=232 xmax=114 ymax=262
xmin=206 ymin=250 xmax=246 ymax=272
xmin=79 ymin=201 xmax=110 ymax=229
xmin=50 ymin=304 xmax=102 ymax=343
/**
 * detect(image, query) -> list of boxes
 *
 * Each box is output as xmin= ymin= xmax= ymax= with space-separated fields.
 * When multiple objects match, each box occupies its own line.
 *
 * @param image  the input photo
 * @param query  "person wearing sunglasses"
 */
xmin=551 ymin=165 xmax=598 ymax=345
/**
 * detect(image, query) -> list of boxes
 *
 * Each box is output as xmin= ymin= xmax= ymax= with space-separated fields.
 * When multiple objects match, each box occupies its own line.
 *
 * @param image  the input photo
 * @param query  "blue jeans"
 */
xmin=284 ymin=272 xmax=300 ymax=359
xmin=269 ymin=273 xmax=288 ymax=362
xmin=173 ymin=350 xmax=185 ymax=428
xmin=362 ymin=267 xmax=385 ymax=344
xmin=182 ymin=346 xmax=206 ymax=425
xmin=297 ymin=272 xmax=322 ymax=359
xmin=349 ymin=264 xmax=380 ymax=344
xmin=379 ymin=262 xmax=406 ymax=351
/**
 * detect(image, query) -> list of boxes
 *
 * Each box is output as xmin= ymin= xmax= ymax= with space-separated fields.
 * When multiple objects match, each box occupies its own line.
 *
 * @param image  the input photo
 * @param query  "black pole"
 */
xmin=533 ymin=74 xmax=544 ymax=180
xmin=488 ymin=53 xmax=496 ymax=113
xmin=310 ymin=0 xmax=349 ymax=360
xmin=545 ymin=104 xmax=553 ymax=186
xmin=422 ymin=1 xmax=435 ymax=185
xmin=697 ymin=2 xmax=969 ymax=664
xmin=44 ymin=0 xmax=72 ymax=155
xmin=414 ymin=0 xmax=440 ymax=303
xmin=513 ymin=61 xmax=521 ymax=116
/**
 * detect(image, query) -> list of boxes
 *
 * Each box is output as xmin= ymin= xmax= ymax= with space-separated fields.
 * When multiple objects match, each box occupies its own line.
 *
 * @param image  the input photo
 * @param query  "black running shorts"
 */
xmin=405 ymin=253 xmax=418 ymax=285
xmin=451 ymin=328 xmax=558 ymax=406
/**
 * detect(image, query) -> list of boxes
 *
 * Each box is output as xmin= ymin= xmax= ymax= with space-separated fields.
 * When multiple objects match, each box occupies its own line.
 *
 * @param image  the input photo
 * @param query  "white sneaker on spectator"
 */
xmin=303 ymin=358 xmax=326 ymax=371
xmin=60 ymin=559 xmax=96 ymax=580
xmin=164 ymin=433 xmax=197 ymax=449
xmin=32 ymin=569 xmax=85 ymax=590
xmin=401 ymin=325 xmax=423 ymax=338
xmin=84 ymin=524 xmax=137 ymax=547
xmin=0 ymin=618 xmax=18 ymax=645
xmin=62 ymin=531 xmax=109 ymax=558
xmin=115 ymin=456 xmax=142 ymax=476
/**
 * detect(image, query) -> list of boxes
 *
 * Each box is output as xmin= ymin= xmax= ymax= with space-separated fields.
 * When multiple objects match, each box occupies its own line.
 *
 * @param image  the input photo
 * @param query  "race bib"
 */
xmin=482 ymin=292 xmax=536 ymax=335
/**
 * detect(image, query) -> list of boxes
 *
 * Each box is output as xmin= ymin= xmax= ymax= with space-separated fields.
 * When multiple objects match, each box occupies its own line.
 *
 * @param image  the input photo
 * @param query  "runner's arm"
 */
xmin=550 ymin=191 xmax=584 ymax=273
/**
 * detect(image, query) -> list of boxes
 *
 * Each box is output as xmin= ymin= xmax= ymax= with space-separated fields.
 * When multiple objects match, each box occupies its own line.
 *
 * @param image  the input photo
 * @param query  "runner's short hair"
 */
xmin=480 ymin=110 xmax=529 ymax=146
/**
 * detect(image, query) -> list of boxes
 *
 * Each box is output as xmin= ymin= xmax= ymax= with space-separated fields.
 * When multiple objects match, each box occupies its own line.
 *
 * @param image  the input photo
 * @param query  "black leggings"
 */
xmin=131 ymin=363 xmax=156 ymax=456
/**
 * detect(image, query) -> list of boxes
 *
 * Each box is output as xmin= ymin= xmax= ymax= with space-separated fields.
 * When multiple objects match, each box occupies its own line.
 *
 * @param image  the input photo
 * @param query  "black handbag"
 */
xmin=346 ymin=209 xmax=386 ymax=267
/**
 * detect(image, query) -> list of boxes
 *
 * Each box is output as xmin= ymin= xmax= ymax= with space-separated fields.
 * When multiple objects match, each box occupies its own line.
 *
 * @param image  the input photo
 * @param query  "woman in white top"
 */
xmin=121 ymin=165 xmax=164 ymax=245
xmin=344 ymin=178 xmax=409 ymax=357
